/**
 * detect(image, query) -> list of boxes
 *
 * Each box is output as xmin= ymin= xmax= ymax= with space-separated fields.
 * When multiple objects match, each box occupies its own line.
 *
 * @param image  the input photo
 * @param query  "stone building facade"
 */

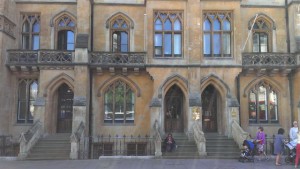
xmin=1 ymin=0 xmax=300 ymax=158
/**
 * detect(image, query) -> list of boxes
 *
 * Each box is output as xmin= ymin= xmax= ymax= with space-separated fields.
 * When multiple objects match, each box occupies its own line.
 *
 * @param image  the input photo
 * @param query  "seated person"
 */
xmin=164 ymin=133 xmax=176 ymax=152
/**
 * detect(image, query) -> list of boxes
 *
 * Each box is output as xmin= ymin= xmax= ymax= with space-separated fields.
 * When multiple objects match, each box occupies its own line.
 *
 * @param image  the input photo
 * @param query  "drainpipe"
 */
xmin=289 ymin=72 xmax=294 ymax=123
xmin=236 ymin=73 xmax=241 ymax=125
xmin=285 ymin=0 xmax=290 ymax=53
xmin=88 ymin=0 xmax=94 ymax=159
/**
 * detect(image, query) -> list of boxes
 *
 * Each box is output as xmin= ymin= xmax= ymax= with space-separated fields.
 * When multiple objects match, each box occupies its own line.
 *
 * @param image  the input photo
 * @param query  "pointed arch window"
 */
xmin=109 ymin=16 xmax=130 ymax=52
xmin=56 ymin=15 xmax=76 ymax=50
xmin=154 ymin=11 xmax=183 ymax=58
xmin=248 ymin=81 xmax=278 ymax=124
xmin=17 ymin=79 xmax=38 ymax=124
xmin=104 ymin=80 xmax=135 ymax=124
xmin=203 ymin=12 xmax=232 ymax=57
xmin=21 ymin=13 xmax=40 ymax=50
xmin=252 ymin=18 xmax=272 ymax=52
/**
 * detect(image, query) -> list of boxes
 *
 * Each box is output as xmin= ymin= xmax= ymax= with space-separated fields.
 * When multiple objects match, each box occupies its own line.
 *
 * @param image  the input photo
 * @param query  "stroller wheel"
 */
xmin=285 ymin=157 xmax=291 ymax=164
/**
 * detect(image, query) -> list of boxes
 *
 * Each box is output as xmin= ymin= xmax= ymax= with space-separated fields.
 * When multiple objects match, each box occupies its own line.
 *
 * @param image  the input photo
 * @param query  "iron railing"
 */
xmin=0 ymin=135 xmax=19 ymax=156
xmin=79 ymin=134 xmax=155 ymax=159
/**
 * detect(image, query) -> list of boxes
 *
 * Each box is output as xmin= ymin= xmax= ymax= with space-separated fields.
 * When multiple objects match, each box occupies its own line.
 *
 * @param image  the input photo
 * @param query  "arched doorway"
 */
xmin=201 ymin=84 xmax=219 ymax=133
xmin=164 ymin=85 xmax=184 ymax=133
xmin=56 ymin=83 xmax=74 ymax=133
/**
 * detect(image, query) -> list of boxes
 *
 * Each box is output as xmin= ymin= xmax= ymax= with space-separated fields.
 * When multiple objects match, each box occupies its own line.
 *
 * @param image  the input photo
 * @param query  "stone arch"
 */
xmin=243 ymin=76 xmax=284 ymax=98
xmin=248 ymin=13 xmax=276 ymax=30
xmin=43 ymin=73 xmax=74 ymax=97
xmin=50 ymin=11 xmax=77 ymax=28
xmin=158 ymin=74 xmax=188 ymax=98
xmin=159 ymin=74 xmax=188 ymax=133
xmin=200 ymin=74 xmax=230 ymax=99
xmin=105 ymin=12 xmax=134 ymax=29
xmin=43 ymin=73 xmax=74 ymax=134
xmin=97 ymin=75 xmax=141 ymax=97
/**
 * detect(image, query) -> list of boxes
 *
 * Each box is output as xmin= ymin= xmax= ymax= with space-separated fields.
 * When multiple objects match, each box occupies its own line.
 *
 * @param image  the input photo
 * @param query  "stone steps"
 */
xmin=162 ymin=133 xmax=199 ymax=159
xmin=205 ymin=133 xmax=240 ymax=159
xmin=26 ymin=134 xmax=71 ymax=160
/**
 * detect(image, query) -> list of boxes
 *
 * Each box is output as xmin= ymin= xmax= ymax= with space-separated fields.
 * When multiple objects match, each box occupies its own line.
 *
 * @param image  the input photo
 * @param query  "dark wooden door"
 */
xmin=57 ymin=84 xmax=74 ymax=133
xmin=164 ymin=85 xmax=184 ymax=133
xmin=202 ymin=85 xmax=218 ymax=132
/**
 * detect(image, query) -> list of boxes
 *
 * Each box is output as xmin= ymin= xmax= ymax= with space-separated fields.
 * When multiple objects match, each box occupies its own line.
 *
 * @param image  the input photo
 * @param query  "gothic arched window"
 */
xmin=104 ymin=80 xmax=135 ymax=124
xmin=55 ymin=14 xmax=76 ymax=50
xmin=252 ymin=17 xmax=272 ymax=52
xmin=203 ymin=12 xmax=232 ymax=57
xmin=248 ymin=81 xmax=278 ymax=124
xmin=17 ymin=79 xmax=38 ymax=124
xmin=154 ymin=11 xmax=183 ymax=57
xmin=21 ymin=13 xmax=40 ymax=50
xmin=109 ymin=15 xmax=131 ymax=52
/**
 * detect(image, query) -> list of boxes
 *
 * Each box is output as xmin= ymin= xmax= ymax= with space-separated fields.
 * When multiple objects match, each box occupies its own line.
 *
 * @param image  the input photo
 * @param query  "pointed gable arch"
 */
xmin=43 ymin=73 xmax=74 ymax=97
xmin=51 ymin=11 xmax=77 ymax=29
xmin=248 ymin=13 xmax=276 ymax=30
xmin=158 ymin=74 xmax=188 ymax=98
xmin=243 ymin=76 xmax=284 ymax=97
xmin=200 ymin=74 xmax=230 ymax=98
xmin=105 ymin=12 xmax=134 ymax=29
xmin=97 ymin=75 xmax=141 ymax=97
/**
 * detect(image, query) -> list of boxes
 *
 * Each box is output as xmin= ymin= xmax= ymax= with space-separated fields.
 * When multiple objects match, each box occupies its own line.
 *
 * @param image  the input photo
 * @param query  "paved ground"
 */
xmin=0 ymin=156 xmax=296 ymax=169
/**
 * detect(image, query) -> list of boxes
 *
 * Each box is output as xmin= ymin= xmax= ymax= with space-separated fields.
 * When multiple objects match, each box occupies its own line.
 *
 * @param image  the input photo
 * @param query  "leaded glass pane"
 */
xmin=203 ymin=33 xmax=211 ymax=55
xmin=174 ymin=34 xmax=181 ymax=55
xmin=164 ymin=19 xmax=172 ymax=31
xmin=222 ymin=33 xmax=230 ymax=55
xmin=213 ymin=33 xmax=221 ymax=56
xmin=258 ymin=86 xmax=267 ymax=122
xmin=204 ymin=19 xmax=211 ymax=31
xmin=155 ymin=19 xmax=162 ymax=30
xmin=213 ymin=19 xmax=221 ymax=31
xmin=249 ymin=92 xmax=257 ymax=122
xmin=164 ymin=34 xmax=172 ymax=56
xmin=174 ymin=19 xmax=181 ymax=31
xmin=223 ymin=19 xmax=230 ymax=31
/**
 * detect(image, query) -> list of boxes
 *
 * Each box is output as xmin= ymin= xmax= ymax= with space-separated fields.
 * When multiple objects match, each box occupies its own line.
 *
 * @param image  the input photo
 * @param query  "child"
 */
xmin=274 ymin=128 xmax=286 ymax=166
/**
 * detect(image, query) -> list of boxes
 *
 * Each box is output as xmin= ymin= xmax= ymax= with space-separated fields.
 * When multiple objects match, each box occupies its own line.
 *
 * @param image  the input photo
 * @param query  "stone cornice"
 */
xmin=0 ymin=15 xmax=16 ymax=39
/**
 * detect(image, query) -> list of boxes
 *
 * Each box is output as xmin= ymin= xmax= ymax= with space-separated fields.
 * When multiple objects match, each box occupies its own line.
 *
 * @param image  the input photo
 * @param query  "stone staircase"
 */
xmin=162 ymin=133 xmax=200 ymax=159
xmin=26 ymin=134 xmax=71 ymax=160
xmin=205 ymin=133 xmax=240 ymax=159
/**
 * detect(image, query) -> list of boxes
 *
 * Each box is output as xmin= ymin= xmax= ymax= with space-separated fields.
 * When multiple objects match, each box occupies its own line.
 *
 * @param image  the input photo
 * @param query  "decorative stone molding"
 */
xmin=0 ymin=15 xmax=15 ymax=39
xmin=73 ymin=96 xmax=86 ymax=106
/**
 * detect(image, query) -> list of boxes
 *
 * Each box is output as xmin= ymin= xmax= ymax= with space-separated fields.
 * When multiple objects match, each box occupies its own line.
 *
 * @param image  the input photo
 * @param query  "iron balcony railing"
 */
xmin=89 ymin=52 xmax=146 ymax=67
xmin=242 ymin=53 xmax=297 ymax=67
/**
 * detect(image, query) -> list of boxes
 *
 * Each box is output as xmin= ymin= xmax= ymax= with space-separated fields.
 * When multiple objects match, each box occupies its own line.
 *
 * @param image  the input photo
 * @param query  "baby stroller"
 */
xmin=239 ymin=140 xmax=257 ymax=162
xmin=285 ymin=142 xmax=296 ymax=164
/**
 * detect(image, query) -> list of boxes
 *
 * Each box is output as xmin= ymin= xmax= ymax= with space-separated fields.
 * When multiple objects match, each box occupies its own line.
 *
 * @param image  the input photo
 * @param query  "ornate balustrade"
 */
xmin=6 ymin=50 xmax=74 ymax=72
xmin=242 ymin=53 xmax=297 ymax=75
xmin=89 ymin=52 xmax=146 ymax=66
xmin=242 ymin=53 xmax=296 ymax=66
